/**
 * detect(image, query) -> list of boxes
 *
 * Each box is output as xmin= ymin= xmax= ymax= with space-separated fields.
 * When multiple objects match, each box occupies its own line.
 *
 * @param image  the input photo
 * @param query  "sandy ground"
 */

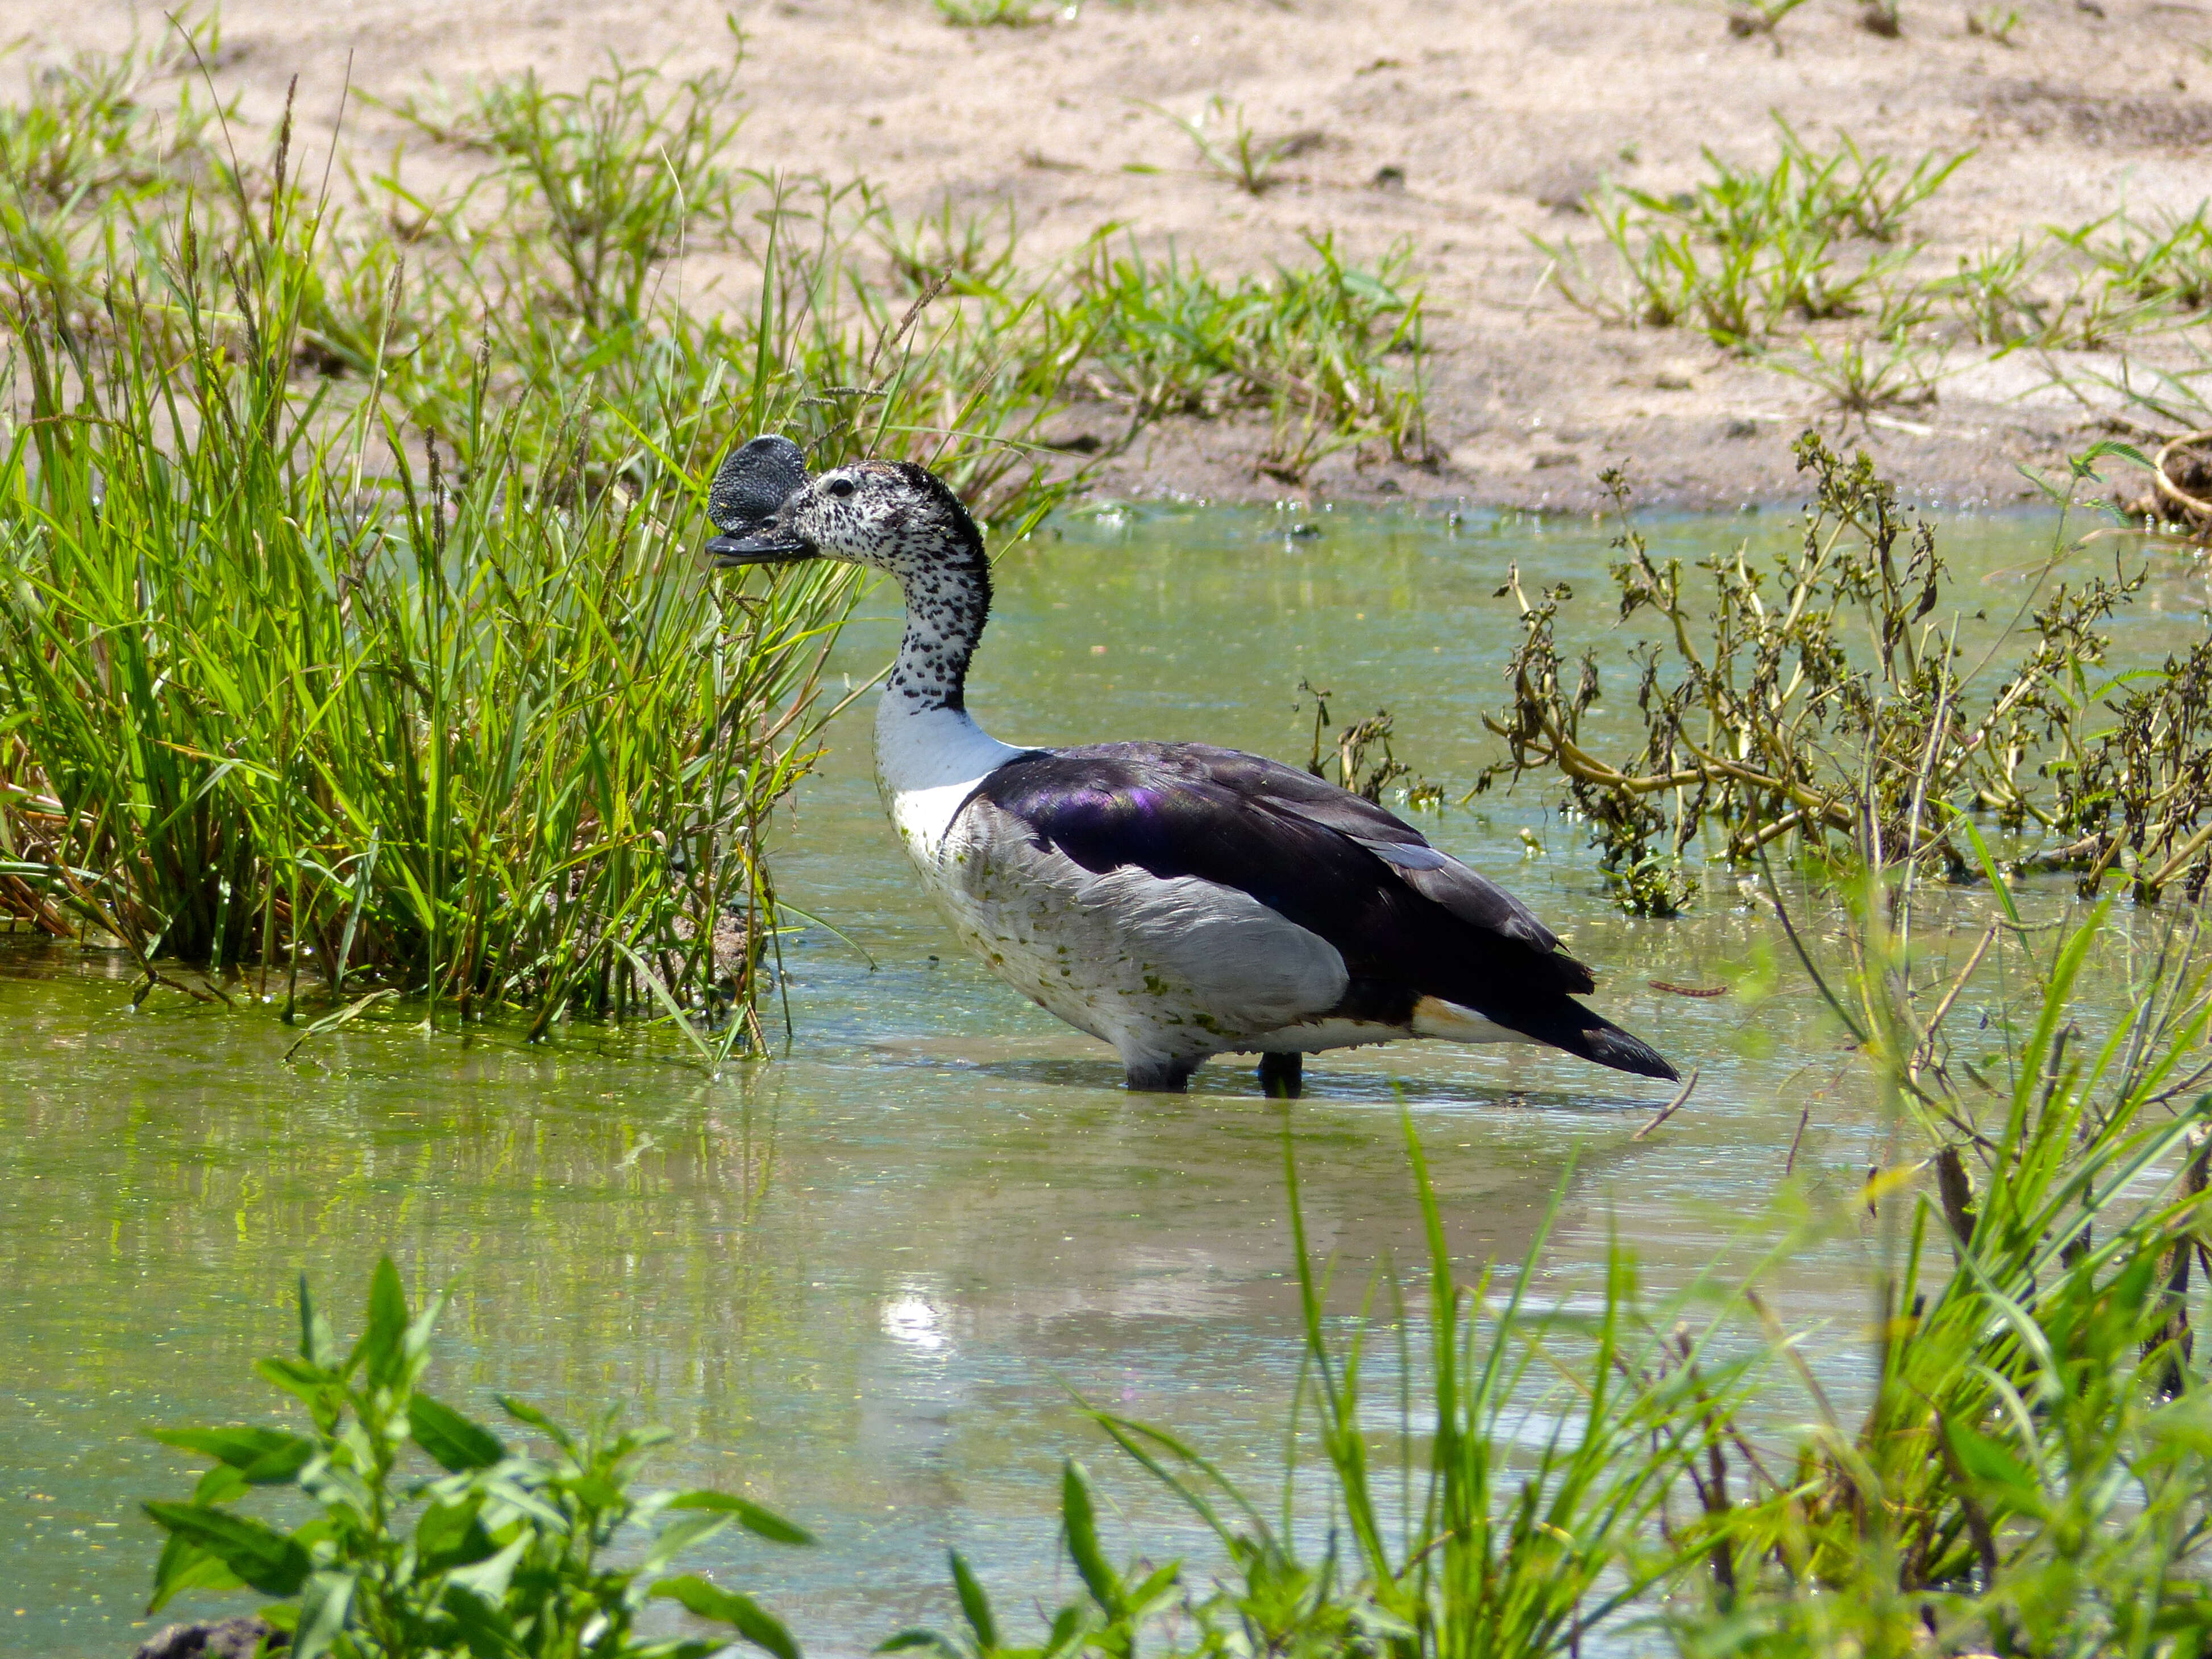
xmin=13 ymin=0 xmax=2212 ymax=509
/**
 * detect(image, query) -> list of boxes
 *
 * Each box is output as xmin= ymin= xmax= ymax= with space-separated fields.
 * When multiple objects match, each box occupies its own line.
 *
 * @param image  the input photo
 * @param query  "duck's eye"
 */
xmin=826 ymin=476 xmax=857 ymax=499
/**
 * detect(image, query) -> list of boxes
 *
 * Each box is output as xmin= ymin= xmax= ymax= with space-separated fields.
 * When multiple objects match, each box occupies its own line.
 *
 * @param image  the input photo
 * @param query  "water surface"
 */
xmin=5 ymin=499 xmax=2199 ymax=1656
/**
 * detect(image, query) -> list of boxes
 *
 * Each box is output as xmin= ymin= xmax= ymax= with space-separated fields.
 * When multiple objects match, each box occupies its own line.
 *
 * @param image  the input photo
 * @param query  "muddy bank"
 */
xmin=13 ymin=0 xmax=2206 ymax=509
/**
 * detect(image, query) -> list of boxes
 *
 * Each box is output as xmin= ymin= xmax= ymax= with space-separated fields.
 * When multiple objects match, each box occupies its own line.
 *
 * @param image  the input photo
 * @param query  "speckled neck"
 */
xmin=886 ymin=554 xmax=990 ymax=715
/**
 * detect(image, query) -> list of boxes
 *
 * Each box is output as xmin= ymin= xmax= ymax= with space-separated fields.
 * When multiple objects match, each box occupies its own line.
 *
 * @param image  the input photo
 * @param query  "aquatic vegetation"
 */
xmin=1003 ymin=875 xmax=2212 ymax=1656
xmin=1675 ymin=883 xmax=2212 ymax=1655
xmin=1470 ymin=434 xmax=2212 ymax=912
xmin=124 ymin=863 xmax=2212 ymax=1656
xmin=143 ymin=1258 xmax=811 ymax=1659
xmin=882 ymin=1141 xmax=1745 ymax=1659
xmin=1295 ymin=679 xmax=1441 ymax=809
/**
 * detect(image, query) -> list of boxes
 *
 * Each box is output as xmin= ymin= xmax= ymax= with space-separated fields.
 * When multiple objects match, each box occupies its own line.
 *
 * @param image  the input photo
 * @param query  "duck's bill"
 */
xmin=705 ymin=530 xmax=814 ymax=567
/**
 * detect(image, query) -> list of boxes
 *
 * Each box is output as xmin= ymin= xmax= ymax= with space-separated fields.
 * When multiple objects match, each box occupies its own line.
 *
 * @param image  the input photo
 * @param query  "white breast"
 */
xmin=873 ymin=695 xmax=1027 ymax=868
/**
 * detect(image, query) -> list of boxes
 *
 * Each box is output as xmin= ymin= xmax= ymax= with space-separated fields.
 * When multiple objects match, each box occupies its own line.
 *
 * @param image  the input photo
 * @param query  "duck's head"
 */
xmin=704 ymin=438 xmax=985 ymax=578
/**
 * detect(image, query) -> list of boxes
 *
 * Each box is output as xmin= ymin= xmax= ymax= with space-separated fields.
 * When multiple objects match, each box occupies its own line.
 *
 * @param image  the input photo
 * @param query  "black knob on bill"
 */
xmin=708 ymin=435 xmax=809 ymax=535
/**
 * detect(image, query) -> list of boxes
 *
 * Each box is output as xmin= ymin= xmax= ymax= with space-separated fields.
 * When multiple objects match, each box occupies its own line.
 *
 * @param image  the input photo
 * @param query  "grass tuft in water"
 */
xmin=0 ymin=146 xmax=859 ymax=1043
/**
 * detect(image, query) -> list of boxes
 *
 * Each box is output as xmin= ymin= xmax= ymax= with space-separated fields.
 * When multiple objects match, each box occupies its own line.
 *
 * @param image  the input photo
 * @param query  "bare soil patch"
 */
xmin=15 ymin=0 xmax=2212 ymax=509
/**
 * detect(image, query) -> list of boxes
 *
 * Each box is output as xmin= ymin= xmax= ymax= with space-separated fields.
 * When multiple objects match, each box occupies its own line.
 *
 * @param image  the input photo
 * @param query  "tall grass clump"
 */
xmin=1 ymin=171 xmax=851 ymax=1042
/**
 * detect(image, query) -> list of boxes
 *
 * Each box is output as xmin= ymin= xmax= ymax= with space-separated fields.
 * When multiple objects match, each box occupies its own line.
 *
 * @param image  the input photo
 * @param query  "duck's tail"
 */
xmin=1500 ymin=996 xmax=1679 ymax=1081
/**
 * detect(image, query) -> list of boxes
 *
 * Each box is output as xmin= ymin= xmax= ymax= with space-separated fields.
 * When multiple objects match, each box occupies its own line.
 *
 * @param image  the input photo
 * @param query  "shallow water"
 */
xmin=4 ymin=499 xmax=2203 ymax=1656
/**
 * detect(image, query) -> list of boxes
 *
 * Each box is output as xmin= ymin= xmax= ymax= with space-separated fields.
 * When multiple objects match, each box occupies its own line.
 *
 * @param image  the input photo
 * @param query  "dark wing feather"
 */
xmin=964 ymin=741 xmax=1613 ymax=1019
xmin=1159 ymin=746 xmax=1579 ymax=972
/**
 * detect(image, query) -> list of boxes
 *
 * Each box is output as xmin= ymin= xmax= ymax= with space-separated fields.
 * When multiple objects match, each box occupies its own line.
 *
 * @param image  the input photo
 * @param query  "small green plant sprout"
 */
xmin=1966 ymin=5 xmax=2024 ymax=43
xmin=1935 ymin=229 xmax=2171 ymax=350
xmin=2069 ymin=202 xmax=2212 ymax=314
xmin=932 ymin=0 xmax=1059 ymax=26
xmin=1140 ymin=97 xmax=1313 ymax=197
xmin=1295 ymin=679 xmax=1439 ymax=808
xmin=1939 ymin=235 xmax=2048 ymax=343
xmin=1768 ymin=330 xmax=1943 ymax=417
xmin=879 ymin=1462 xmax=1183 ymax=1659
xmin=143 ymin=1258 xmax=812 ymax=1659
xmin=876 ymin=193 xmax=1023 ymax=297
xmin=1725 ymin=0 xmax=1811 ymax=37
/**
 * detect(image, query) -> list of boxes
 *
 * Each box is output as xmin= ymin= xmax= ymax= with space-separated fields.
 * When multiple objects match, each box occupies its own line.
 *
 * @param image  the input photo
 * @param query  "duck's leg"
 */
xmin=1258 ymin=1051 xmax=1303 ymax=1099
xmin=1124 ymin=1055 xmax=1198 ymax=1093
